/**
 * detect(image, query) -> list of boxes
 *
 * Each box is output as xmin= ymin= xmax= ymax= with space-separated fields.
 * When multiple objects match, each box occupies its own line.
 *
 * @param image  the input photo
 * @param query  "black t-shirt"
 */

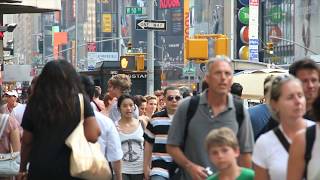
xmin=21 ymin=95 xmax=94 ymax=179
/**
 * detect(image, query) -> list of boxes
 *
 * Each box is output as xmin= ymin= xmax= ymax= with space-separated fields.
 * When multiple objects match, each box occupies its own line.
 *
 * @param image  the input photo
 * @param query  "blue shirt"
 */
xmin=248 ymin=104 xmax=271 ymax=140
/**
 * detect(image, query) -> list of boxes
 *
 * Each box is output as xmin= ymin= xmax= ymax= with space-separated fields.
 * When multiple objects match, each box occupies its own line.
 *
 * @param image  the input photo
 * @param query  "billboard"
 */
xmin=87 ymin=52 xmax=119 ymax=70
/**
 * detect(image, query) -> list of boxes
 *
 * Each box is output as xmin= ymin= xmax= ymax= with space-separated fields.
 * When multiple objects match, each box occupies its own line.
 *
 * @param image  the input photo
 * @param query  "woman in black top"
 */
xmin=18 ymin=60 xmax=100 ymax=180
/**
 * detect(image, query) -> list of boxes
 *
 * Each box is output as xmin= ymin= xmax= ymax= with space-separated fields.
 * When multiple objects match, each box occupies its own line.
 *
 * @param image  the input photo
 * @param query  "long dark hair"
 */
xmin=27 ymin=60 xmax=84 ymax=129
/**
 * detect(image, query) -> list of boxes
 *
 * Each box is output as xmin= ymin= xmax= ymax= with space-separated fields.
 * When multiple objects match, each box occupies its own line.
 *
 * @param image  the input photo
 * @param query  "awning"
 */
xmin=0 ymin=0 xmax=61 ymax=14
xmin=0 ymin=0 xmax=21 ymax=3
xmin=233 ymin=69 xmax=288 ymax=100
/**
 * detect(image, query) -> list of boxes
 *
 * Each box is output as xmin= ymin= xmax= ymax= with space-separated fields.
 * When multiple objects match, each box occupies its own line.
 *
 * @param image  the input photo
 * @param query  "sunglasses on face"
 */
xmin=166 ymin=95 xmax=181 ymax=102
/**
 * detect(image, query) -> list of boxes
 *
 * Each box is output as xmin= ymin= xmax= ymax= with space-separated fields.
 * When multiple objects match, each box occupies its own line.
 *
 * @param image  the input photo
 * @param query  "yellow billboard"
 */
xmin=102 ymin=14 xmax=112 ymax=33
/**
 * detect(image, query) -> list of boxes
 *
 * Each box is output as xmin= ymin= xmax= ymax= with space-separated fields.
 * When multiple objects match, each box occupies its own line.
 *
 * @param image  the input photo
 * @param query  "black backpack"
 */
xmin=273 ymin=124 xmax=316 ymax=179
xmin=170 ymin=95 xmax=244 ymax=179
xmin=181 ymin=95 xmax=244 ymax=149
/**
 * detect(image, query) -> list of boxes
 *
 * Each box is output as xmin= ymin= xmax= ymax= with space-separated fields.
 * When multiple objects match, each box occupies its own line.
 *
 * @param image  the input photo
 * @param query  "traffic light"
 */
xmin=127 ymin=42 xmax=132 ymax=53
xmin=135 ymin=55 xmax=144 ymax=71
xmin=38 ymin=39 xmax=43 ymax=54
xmin=185 ymin=39 xmax=208 ymax=60
xmin=266 ymin=42 xmax=274 ymax=54
xmin=119 ymin=55 xmax=135 ymax=70
xmin=215 ymin=36 xmax=228 ymax=56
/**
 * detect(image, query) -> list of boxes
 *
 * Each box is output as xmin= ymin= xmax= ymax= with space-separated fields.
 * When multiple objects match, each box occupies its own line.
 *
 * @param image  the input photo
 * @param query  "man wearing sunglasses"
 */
xmin=167 ymin=57 xmax=254 ymax=180
xmin=143 ymin=86 xmax=181 ymax=180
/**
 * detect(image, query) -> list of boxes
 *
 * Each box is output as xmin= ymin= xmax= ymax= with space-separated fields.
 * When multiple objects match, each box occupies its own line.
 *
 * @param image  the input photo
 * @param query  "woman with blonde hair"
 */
xmin=253 ymin=75 xmax=315 ymax=180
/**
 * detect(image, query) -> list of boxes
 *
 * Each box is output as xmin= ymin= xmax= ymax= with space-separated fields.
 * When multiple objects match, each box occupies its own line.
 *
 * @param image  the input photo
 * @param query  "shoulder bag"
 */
xmin=0 ymin=114 xmax=20 ymax=177
xmin=65 ymin=94 xmax=111 ymax=180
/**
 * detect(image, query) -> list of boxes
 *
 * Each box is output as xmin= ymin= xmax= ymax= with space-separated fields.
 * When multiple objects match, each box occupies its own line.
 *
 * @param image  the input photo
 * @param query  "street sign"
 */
xmin=126 ymin=7 xmax=146 ymax=15
xmin=136 ymin=19 xmax=167 ymax=31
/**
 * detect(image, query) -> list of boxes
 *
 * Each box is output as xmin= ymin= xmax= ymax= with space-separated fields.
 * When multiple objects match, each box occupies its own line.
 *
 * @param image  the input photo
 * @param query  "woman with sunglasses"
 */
xmin=117 ymin=94 xmax=145 ymax=180
xmin=252 ymin=75 xmax=315 ymax=180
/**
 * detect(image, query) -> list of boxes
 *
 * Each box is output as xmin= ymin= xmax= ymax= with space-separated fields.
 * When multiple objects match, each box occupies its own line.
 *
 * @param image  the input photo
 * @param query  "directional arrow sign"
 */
xmin=136 ymin=19 xmax=167 ymax=31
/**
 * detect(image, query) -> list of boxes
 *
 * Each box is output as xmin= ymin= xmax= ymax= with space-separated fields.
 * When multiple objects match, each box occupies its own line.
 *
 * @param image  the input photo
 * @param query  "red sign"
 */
xmin=160 ymin=0 xmax=181 ymax=9
xmin=87 ymin=42 xmax=97 ymax=52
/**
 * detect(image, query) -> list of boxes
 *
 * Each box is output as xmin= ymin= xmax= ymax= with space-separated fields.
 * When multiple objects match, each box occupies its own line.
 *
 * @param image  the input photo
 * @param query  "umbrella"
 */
xmin=233 ymin=69 xmax=288 ymax=100
xmin=0 ymin=0 xmax=61 ymax=13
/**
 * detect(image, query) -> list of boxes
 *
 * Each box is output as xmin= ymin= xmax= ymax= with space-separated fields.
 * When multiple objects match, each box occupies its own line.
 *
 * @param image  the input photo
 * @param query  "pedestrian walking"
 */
xmin=18 ymin=60 xmax=100 ymax=180
xmin=253 ymin=75 xmax=315 ymax=180
xmin=108 ymin=74 xmax=139 ymax=123
xmin=143 ymin=86 xmax=181 ymax=180
xmin=287 ymin=95 xmax=320 ymax=180
xmin=117 ymin=95 xmax=144 ymax=180
xmin=167 ymin=57 xmax=254 ymax=180
xmin=81 ymin=75 xmax=123 ymax=180
xmin=205 ymin=127 xmax=254 ymax=180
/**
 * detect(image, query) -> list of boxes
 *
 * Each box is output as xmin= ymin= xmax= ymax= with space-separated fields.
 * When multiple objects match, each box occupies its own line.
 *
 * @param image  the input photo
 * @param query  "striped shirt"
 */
xmin=144 ymin=109 xmax=176 ymax=179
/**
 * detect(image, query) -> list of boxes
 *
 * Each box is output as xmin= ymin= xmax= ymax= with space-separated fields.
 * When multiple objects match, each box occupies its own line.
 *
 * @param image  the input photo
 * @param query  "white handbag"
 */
xmin=0 ymin=114 xmax=20 ymax=177
xmin=65 ymin=94 xmax=111 ymax=180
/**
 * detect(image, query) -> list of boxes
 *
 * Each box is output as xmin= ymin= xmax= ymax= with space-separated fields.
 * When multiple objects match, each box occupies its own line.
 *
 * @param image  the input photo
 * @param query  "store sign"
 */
xmin=249 ymin=0 xmax=259 ymax=62
xmin=102 ymin=14 xmax=112 ymax=33
xmin=160 ymin=0 xmax=181 ymax=9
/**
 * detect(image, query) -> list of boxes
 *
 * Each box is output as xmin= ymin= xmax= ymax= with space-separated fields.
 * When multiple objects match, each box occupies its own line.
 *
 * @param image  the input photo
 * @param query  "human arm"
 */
xmin=254 ymin=164 xmax=270 ymax=180
xmin=112 ymin=160 xmax=122 ymax=180
xmin=143 ymin=141 xmax=153 ymax=180
xmin=239 ymin=153 xmax=252 ymax=168
xmin=238 ymin=107 xmax=254 ymax=168
xmin=166 ymin=145 xmax=208 ymax=180
xmin=287 ymin=131 xmax=305 ymax=180
xmin=83 ymin=116 xmax=100 ymax=142
xmin=83 ymin=96 xmax=101 ymax=142
xmin=17 ymin=130 xmax=33 ymax=180
xmin=8 ymin=116 xmax=20 ymax=152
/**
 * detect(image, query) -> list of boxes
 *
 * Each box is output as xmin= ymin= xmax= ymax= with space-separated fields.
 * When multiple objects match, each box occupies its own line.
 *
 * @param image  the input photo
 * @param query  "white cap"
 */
xmin=5 ymin=90 xmax=18 ymax=97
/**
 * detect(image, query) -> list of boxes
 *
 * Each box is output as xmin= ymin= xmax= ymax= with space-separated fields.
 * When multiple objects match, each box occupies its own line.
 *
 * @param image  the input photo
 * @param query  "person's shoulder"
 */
xmin=240 ymin=167 xmax=255 ymax=177
xmin=206 ymin=173 xmax=219 ymax=180
xmin=94 ymin=111 xmax=114 ymax=127
xmin=151 ymin=109 xmax=168 ymax=118
xmin=255 ymin=130 xmax=276 ymax=146
xmin=305 ymin=119 xmax=316 ymax=127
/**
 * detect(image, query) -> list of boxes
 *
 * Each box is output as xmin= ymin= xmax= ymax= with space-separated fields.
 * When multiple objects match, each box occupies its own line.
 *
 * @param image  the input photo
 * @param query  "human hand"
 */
xmin=143 ymin=167 xmax=150 ymax=180
xmin=186 ymin=163 xmax=208 ymax=180
xmin=17 ymin=172 xmax=28 ymax=180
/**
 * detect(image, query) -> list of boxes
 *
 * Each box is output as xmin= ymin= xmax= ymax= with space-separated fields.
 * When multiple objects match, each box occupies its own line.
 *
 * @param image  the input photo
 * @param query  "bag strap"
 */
xmin=273 ymin=127 xmax=290 ymax=153
xmin=0 ymin=114 xmax=9 ymax=138
xmin=233 ymin=96 xmax=244 ymax=129
xmin=181 ymin=95 xmax=200 ymax=150
xmin=78 ymin=93 xmax=84 ymax=124
xmin=304 ymin=124 xmax=316 ymax=179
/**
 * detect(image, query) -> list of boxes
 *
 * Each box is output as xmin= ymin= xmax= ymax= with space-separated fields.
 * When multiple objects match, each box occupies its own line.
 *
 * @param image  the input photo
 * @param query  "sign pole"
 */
xmin=147 ymin=0 xmax=154 ymax=95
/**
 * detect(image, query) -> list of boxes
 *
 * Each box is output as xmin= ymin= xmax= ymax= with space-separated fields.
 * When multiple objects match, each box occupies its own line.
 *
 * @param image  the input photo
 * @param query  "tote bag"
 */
xmin=65 ymin=94 xmax=111 ymax=180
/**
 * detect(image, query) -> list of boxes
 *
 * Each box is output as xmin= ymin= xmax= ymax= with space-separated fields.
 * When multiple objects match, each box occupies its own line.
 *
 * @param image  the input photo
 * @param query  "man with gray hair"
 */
xmin=167 ymin=57 xmax=254 ymax=180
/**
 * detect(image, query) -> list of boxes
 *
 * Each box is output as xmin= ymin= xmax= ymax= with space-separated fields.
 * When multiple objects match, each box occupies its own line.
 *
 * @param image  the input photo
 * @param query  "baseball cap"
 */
xmin=5 ymin=90 xmax=18 ymax=97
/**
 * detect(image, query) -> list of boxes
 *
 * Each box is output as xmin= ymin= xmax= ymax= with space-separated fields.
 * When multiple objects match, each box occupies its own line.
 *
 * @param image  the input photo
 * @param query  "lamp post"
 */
xmin=154 ymin=44 xmax=165 ymax=85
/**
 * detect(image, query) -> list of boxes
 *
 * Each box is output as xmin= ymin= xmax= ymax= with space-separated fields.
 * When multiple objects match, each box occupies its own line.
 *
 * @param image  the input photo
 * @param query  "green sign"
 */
xmin=126 ymin=7 xmax=145 ymax=15
xmin=238 ymin=6 xmax=249 ymax=25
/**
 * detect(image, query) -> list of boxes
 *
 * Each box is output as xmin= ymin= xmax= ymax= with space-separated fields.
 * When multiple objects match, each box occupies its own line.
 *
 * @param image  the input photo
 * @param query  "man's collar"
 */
xmin=199 ymin=89 xmax=234 ymax=109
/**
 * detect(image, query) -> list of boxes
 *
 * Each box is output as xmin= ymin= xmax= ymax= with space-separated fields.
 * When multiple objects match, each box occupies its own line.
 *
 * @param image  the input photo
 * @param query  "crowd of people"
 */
xmin=0 ymin=56 xmax=319 ymax=180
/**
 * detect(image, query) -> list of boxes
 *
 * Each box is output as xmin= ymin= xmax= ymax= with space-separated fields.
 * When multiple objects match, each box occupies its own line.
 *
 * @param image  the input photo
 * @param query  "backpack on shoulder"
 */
xmin=170 ymin=95 xmax=244 ymax=179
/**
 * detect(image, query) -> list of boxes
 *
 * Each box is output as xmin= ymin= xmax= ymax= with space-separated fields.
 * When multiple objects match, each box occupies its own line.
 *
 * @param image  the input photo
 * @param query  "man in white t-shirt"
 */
xmin=81 ymin=75 xmax=123 ymax=180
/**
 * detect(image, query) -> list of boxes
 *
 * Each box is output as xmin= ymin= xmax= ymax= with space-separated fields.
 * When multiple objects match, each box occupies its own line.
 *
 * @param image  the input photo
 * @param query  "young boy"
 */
xmin=205 ymin=127 xmax=254 ymax=180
